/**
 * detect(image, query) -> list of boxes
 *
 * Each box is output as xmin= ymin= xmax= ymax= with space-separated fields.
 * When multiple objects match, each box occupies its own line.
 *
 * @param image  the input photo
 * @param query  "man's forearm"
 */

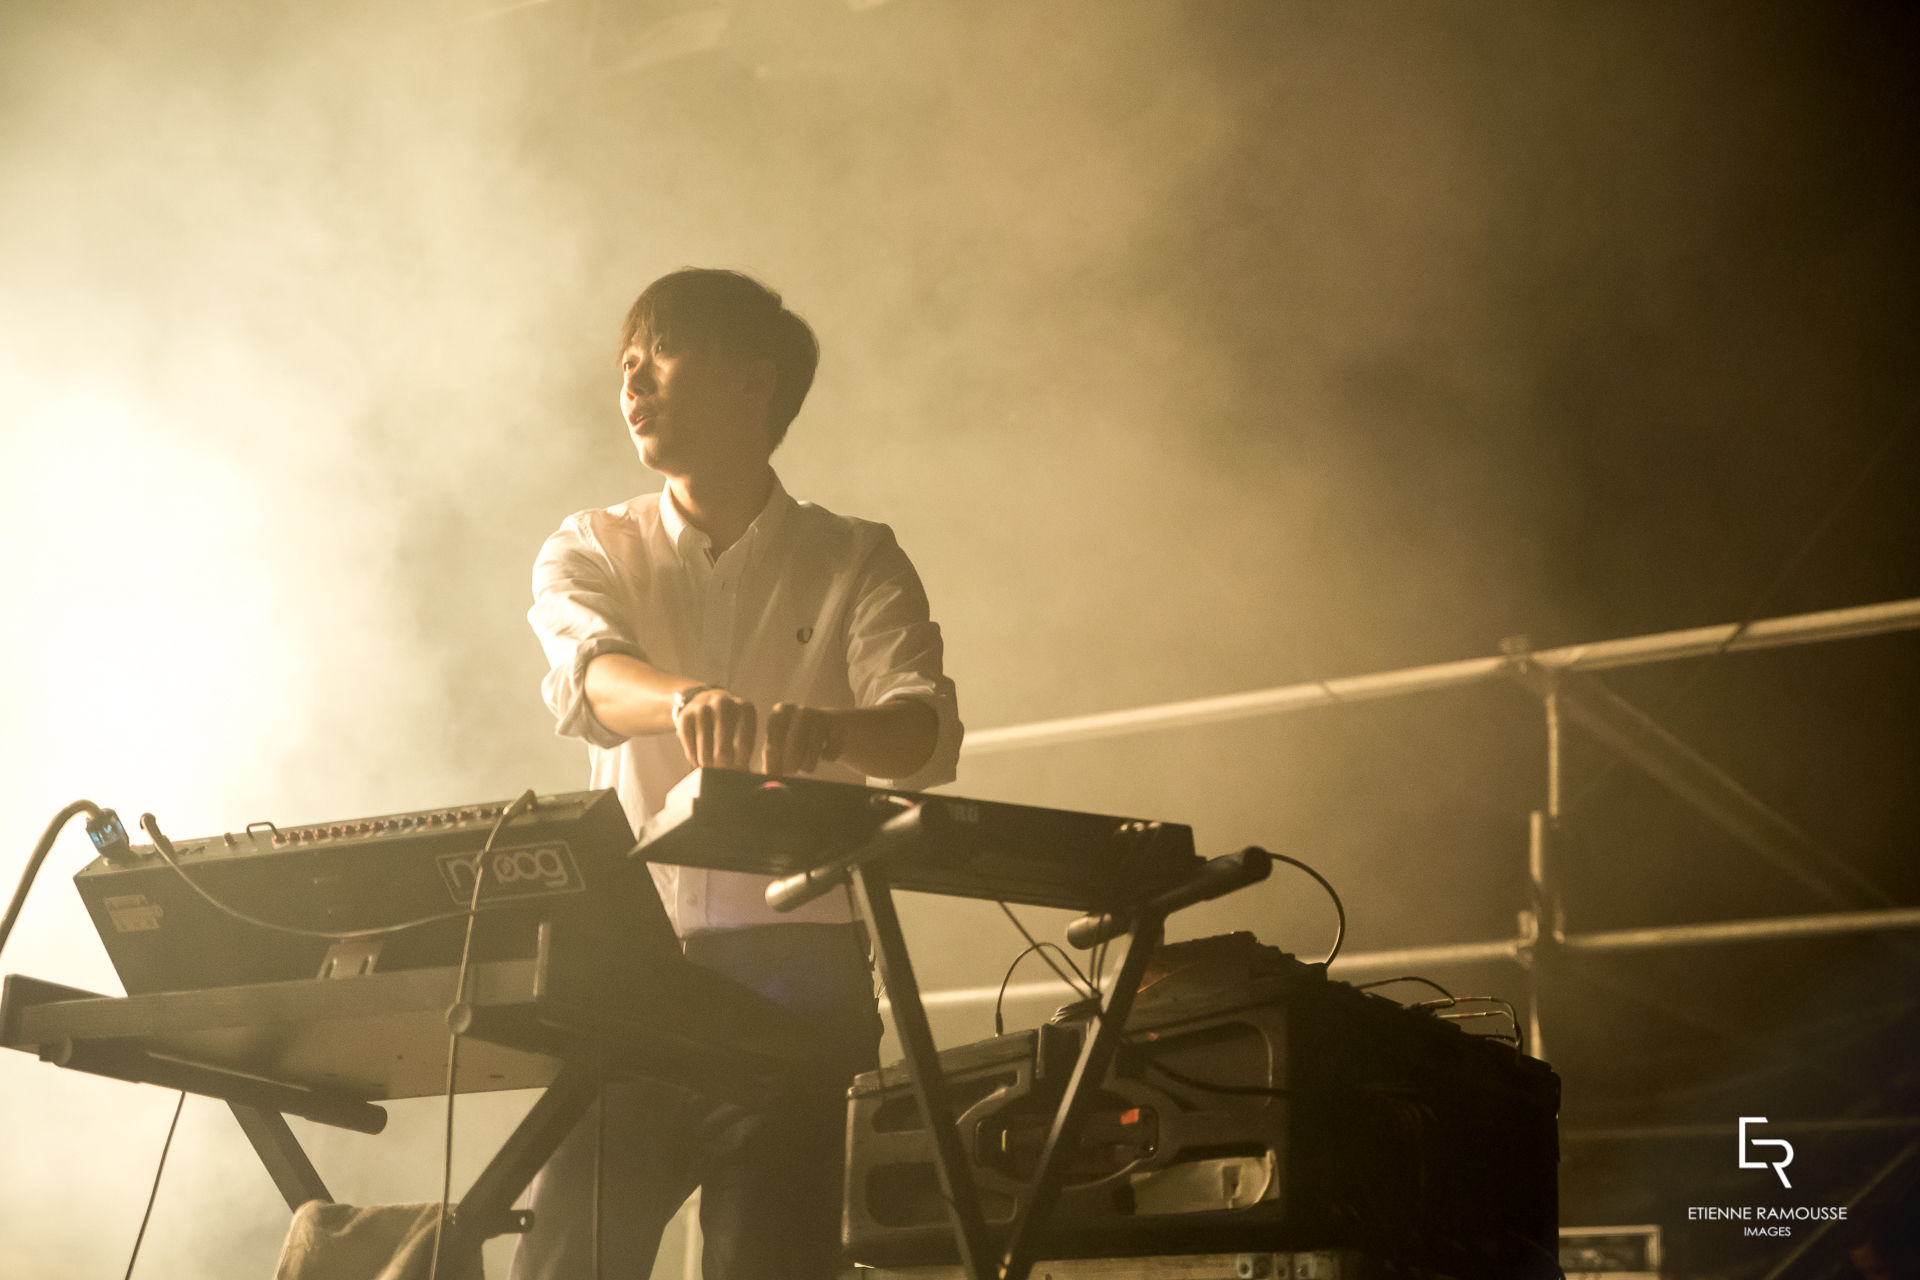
xmin=583 ymin=652 xmax=701 ymax=737
xmin=830 ymin=699 xmax=938 ymax=781
xmin=587 ymin=652 xmax=939 ymax=780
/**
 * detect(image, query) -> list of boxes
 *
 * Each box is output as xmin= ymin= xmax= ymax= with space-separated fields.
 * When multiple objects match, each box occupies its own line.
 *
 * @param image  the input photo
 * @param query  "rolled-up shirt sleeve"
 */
xmin=528 ymin=517 xmax=645 ymax=751
xmin=845 ymin=528 xmax=963 ymax=790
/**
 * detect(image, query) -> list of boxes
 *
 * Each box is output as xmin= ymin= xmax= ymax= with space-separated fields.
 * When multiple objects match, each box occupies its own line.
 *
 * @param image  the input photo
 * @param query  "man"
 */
xmin=514 ymin=268 xmax=962 ymax=1280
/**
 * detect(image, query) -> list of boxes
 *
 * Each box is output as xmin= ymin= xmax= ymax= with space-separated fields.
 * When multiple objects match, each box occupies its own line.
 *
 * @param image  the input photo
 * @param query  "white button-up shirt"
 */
xmin=528 ymin=474 xmax=963 ymax=933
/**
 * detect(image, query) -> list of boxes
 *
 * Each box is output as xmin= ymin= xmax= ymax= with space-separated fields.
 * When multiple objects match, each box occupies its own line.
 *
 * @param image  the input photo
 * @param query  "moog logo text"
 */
xmin=437 ymin=843 xmax=582 ymax=903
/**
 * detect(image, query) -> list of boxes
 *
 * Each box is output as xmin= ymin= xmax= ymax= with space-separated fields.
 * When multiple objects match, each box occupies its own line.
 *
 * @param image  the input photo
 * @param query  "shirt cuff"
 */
xmin=552 ymin=636 xmax=645 ymax=750
xmin=872 ymin=689 xmax=963 ymax=792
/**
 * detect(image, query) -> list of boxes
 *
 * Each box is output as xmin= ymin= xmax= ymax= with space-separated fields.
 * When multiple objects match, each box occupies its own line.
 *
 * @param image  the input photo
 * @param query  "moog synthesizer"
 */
xmin=72 ymin=788 xmax=656 ymax=996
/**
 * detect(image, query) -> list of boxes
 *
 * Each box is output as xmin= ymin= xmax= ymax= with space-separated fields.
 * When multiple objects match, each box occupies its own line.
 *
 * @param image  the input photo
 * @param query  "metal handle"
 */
xmin=1066 ymin=846 xmax=1272 ymax=949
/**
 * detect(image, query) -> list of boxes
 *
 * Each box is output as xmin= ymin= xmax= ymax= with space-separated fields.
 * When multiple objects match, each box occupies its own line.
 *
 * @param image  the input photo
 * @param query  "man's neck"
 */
xmin=667 ymin=464 xmax=776 ymax=555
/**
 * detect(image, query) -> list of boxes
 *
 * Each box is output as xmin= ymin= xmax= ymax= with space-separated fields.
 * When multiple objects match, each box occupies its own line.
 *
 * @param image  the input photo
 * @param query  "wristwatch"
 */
xmin=671 ymin=683 xmax=717 ymax=719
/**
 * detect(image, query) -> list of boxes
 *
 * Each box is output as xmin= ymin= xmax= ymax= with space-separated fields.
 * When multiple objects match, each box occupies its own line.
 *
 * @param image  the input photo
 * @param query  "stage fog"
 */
xmin=2 ymin=3 xmax=1915 ymax=1277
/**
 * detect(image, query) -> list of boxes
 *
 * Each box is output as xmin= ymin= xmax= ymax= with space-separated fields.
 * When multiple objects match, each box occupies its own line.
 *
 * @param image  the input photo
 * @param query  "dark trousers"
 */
xmin=511 ymin=924 xmax=881 ymax=1280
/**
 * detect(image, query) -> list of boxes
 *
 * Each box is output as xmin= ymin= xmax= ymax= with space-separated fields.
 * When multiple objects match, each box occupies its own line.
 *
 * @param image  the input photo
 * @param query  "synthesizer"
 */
xmin=72 ymin=789 xmax=668 ymax=996
xmin=634 ymin=768 xmax=1203 ymax=913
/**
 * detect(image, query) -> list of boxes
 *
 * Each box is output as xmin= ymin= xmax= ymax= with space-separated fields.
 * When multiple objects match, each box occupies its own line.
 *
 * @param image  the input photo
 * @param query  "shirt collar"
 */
xmin=656 ymin=471 xmax=795 ymax=564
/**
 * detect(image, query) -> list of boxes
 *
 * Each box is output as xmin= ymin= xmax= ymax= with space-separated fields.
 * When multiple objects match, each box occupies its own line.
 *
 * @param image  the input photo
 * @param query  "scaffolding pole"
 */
xmin=904 ymin=904 xmax=1920 ymax=1015
xmin=961 ymin=597 xmax=1920 ymax=756
xmin=927 ymin=594 xmax=1918 ymax=1269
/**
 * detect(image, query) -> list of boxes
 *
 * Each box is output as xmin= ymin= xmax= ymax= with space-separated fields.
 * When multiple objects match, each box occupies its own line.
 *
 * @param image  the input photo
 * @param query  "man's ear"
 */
xmin=741 ymin=356 xmax=777 ymax=405
xmin=738 ymin=355 xmax=779 ymax=432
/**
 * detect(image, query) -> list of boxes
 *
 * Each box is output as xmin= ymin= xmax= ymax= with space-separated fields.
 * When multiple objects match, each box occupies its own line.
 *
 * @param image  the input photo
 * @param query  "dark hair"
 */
xmin=621 ymin=268 xmax=819 ymax=447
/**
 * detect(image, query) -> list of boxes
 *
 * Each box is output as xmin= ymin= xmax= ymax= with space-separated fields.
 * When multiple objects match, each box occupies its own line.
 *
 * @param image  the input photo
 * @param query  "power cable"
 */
xmin=1118 ymin=1045 xmax=1290 ymax=1099
xmin=993 ymin=901 xmax=1093 ymax=1002
xmin=122 ymin=1092 xmax=187 ymax=1279
xmin=1267 ymin=849 xmax=1346 ymax=965
xmin=2 ymin=801 xmax=133 ymax=962
xmin=993 ymin=941 xmax=1094 ymax=1036
xmin=428 ymin=789 xmax=540 ymax=1280
xmin=1358 ymin=975 xmax=1457 ymax=1002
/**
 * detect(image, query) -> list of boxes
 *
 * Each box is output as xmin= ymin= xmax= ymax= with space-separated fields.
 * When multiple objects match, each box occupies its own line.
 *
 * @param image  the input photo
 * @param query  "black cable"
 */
xmin=930 ymin=851 xmax=1093 ymax=1001
xmin=993 ymin=941 xmax=1095 ymax=1036
xmin=1358 ymin=975 xmax=1457 ymax=1002
xmin=993 ymin=901 xmax=1093 ymax=1000
xmin=592 ymin=1060 xmax=606 ymax=1280
xmin=2 ymin=799 xmax=115 ymax=962
xmin=428 ymin=789 xmax=538 ymax=1280
xmin=122 ymin=1091 xmax=186 ymax=1280
xmin=1363 ymin=979 xmax=1525 ymax=1048
xmin=1123 ymin=1047 xmax=1290 ymax=1099
xmin=1411 ymin=994 xmax=1525 ymax=1051
xmin=1266 ymin=850 xmax=1345 ymax=965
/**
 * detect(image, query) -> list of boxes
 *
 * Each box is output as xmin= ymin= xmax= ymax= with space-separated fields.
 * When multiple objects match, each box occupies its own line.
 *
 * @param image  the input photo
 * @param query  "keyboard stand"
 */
xmin=1 ymin=936 xmax=816 ymax=1263
xmin=843 ymin=865 xmax=1170 ymax=1280
xmin=220 ymin=1061 xmax=597 ymax=1247
xmin=847 ymin=863 xmax=999 ymax=1279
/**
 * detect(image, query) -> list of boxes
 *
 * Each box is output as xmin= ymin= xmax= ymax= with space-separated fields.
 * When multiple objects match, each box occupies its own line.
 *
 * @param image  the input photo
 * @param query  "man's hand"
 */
xmin=762 ymin=702 xmax=845 ymax=777
xmin=673 ymin=687 xmax=758 ymax=769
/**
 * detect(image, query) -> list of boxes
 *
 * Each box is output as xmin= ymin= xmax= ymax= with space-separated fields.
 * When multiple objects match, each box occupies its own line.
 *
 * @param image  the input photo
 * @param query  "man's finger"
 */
xmin=713 ymin=700 xmax=737 ymax=768
xmin=676 ymin=704 xmax=700 ymax=766
xmin=782 ymin=704 xmax=814 ymax=776
xmin=793 ymin=710 xmax=825 ymax=774
xmin=695 ymin=703 xmax=719 ymax=766
xmin=732 ymin=700 xmax=758 ymax=770
xmin=762 ymin=703 xmax=792 ymax=775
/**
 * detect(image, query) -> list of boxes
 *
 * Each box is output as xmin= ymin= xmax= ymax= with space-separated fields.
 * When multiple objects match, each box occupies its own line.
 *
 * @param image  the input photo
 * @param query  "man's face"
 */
xmin=620 ymin=330 xmax=774 ymax=477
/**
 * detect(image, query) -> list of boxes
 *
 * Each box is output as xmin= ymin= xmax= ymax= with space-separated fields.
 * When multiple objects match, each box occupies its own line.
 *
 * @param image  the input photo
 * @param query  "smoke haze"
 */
xmin=2 ymin=1 xmax=1916 ymax=1275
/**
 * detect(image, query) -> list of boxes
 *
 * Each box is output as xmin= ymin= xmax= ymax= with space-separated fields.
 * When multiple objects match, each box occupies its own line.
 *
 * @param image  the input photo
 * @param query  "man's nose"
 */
xmin=625 ymin=363 xmax=654 ymax=395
